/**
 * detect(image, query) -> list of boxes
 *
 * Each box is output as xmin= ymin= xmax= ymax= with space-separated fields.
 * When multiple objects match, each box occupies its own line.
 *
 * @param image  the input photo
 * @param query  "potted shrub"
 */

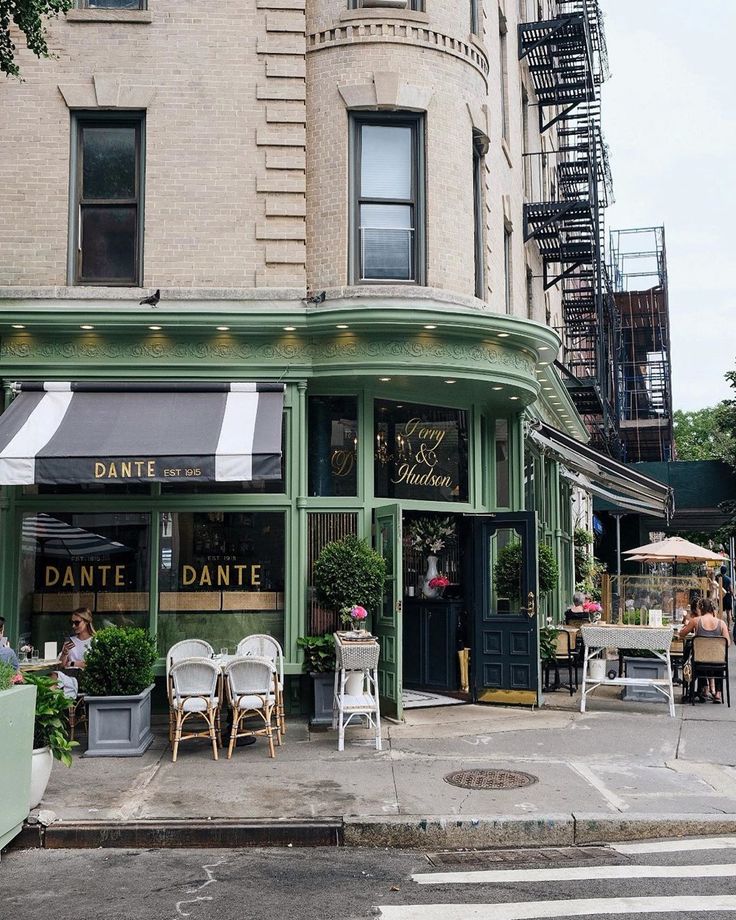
xmin=0 ymin=662 xmax=36 ymax=850
xmin=23 ymin=674 xmax=76 ymax=808
xmin=296 ymin=634 xmax=336 ymax=725
xmin=312 ymin=535 xmax=386 ymax=632
xmin=82 ymin=626 xmax=157 ymax=757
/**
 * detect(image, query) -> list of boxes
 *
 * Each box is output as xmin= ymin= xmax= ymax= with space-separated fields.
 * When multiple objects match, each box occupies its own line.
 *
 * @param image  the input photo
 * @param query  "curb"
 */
xmin=9 ymin=813 xmax=736 ymax=851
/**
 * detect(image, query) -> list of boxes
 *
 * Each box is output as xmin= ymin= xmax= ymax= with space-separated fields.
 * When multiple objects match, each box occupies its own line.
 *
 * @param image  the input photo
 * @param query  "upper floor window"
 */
xmin=77 ymin=0 xmax=147 ymax=7
xmin=473 ymin=132 xmax=486 ymax=300
xmin=499 ymin=12 xmax=510 ymax=142
xmin=351 ymin=115 xmax=424 ymax=284
xmin=72 ymin=115 xmax=144 ymax=286
xmin=348 ymin=1 xmax=424 ymax=9
xmin=471 ymin=0 xmax=480 ymax=35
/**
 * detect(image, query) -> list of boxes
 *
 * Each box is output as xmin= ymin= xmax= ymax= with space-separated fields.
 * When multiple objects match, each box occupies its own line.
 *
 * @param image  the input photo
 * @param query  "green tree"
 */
xmin=2 ymin=0 xmax=73 ymax=78
xmin=673 ymin=405 xmax=734 ymax=461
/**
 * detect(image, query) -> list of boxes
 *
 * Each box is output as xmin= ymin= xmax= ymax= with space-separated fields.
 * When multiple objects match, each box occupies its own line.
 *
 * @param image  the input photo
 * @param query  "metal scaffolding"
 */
xmin=609 ymin=226 xmax=674 ymax=462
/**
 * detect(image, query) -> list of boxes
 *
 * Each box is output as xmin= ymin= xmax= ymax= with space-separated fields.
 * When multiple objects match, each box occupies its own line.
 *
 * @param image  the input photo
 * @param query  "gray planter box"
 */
xmin=85 ymin=684 xmax=155 ymax=757
xmin=622 ymin=657 xmax=667 ymax=703
xmin=310 ymin=672 xmax=334 ymax=725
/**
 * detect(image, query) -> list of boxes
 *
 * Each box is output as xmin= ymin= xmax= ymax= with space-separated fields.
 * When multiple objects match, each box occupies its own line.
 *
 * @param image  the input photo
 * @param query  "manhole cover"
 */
xmin=443 ymin=769 xmax=538 ymax=790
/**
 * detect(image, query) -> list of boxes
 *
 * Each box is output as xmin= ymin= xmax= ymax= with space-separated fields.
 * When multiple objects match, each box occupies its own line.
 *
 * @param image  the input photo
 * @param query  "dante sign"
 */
xmin=45 ymin=564 xmax=127 ymax=589
xmin=374 ymin=400 xmax=468 ymax=502
xmin=180 ymin=563 xmax=262 ymax=588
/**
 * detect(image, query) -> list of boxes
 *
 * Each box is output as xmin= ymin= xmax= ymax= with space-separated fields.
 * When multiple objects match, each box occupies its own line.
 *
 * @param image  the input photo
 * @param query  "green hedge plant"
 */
xmin=82 ymin=626 xmax=157 ymax=697
xmin=313 ymin=535 xmax=386 ymax=619
xmin=296 ymin=635 xmax=336 ymax=674
xmin=23 ymin=674 xmax=77 ymax=766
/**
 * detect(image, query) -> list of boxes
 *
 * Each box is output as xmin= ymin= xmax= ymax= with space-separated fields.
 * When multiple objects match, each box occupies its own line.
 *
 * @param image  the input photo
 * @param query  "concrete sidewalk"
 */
xmin=16 ymin=683 xmax=736 ymax=850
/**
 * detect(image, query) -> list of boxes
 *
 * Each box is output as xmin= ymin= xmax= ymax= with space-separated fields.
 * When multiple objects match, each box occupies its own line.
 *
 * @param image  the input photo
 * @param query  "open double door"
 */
xmin=373 ymin=506 xmax=540 ymax=719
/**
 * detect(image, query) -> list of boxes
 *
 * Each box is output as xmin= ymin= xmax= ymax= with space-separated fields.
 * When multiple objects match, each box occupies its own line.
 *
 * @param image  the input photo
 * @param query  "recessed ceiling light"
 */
xmin=11 ymin=324 xmax=25 ymax=329
xmin=497 ymin=332 xmax=510 ymax=338
xmin=539 ymin=346 xmax=551 ymax=351
xmin=336 ymin=324 xmax=349 ymax=329
xmin=492 ymin=386 xmax=503 ymax=391
xmin=80 ymin=324 xmax=94 ymax=330
xmin=423 ymin=324 xmax=437 ymax=330
xmin=379 ymin=377 xmax=391 ymax=382
xmin=444 ymin=379 xmax=456 ymax=384
xmin=148 ymin=325 xmax=162 ymax=331
xmin=509 ymin=396 xmax=520 ymax=400
xmin=538 ymin=361 xmax=549 ymax=366
xmin=283 ymin=326 xmax=296 ymax=332
xmin=543 ymin=387 xmax=553 ymax=392
xmin=216 ymin=326 xmax=230 ymax=332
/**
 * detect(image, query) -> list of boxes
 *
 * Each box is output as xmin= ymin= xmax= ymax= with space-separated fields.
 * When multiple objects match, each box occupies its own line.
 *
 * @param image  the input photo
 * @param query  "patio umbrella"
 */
xmin=623 ymin=536 xmax=725 ymax=564
xmin=22 ymin=513 xmax=128 ymax=558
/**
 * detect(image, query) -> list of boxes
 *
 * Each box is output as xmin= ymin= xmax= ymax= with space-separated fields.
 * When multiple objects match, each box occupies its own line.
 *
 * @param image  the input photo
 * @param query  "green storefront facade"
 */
xmin=0 ymin=300 xmax=581 ymax=713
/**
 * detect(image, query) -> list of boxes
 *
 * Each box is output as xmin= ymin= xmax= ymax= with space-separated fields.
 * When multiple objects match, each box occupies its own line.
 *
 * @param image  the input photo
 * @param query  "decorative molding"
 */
xmin=308 ymin=23 xmax=489 ymax=83
xmin=338 ymin=72 xmax=433 ymax=112
xmin=58 ymin=76 xmax=156 ymax=110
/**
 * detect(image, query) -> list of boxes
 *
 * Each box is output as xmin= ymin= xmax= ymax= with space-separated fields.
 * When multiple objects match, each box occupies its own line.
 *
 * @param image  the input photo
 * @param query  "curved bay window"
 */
xmin=18 ymin=511 xmax=150 ymax=653
xmin=374 ymin=400 xmax=469 ymax=503
xmin=158 ymin=511 xmax=286 ymax=655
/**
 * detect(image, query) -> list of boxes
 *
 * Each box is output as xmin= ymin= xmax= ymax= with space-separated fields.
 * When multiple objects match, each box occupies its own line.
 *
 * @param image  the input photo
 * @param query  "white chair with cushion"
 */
xmin=169 ymin=657 xmax=221 ymax=762
xmin=236 ymin=634 xmax=286 ymax=737
xmin=166 ymin=639 xmax=215 ymax=740
xmin=224 ymin=656 xmax=279 ymax=759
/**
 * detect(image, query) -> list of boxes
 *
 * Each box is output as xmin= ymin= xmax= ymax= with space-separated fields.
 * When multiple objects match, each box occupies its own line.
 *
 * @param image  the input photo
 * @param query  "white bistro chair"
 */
xmin=166 ymin=639 xmax=215 ymax=741
xmin=236 ymin=634 xmax=286 ymax=738
xmin=224 ymin=656 xmax=279 ymax=759
xmin=169 ymin=657 xmax=221 ymax=762
xmin=332 ymin=634 xmax=382 ymax=752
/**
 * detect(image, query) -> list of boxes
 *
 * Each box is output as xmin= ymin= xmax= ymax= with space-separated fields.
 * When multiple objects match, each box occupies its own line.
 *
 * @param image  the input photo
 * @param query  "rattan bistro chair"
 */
xmin=689 ymin=636 xmax=731 ymax=707
xmin=224 ymin=656 xmax=279 ymax=759
xmin=236 ymin=634 xmax=286 ymax=738
xmin=169 ymin=657 xmax=221 ymax=762
xmin=166 ymin=640 xmax=215 ymax=741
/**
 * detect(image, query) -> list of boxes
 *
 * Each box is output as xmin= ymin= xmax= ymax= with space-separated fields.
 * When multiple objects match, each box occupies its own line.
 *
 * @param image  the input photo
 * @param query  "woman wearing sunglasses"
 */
xmin=60 ymin=607 xmax=96 ymax=669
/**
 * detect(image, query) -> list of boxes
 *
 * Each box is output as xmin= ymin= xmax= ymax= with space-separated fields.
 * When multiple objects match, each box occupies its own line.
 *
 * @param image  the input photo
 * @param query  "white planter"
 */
xmin=30 ymin=746 xmax=53 ymax=809
xmin=345 ymin=673 xmax=364 ymax=695
xmin=588 ymin=658 xmax=607 ymax=682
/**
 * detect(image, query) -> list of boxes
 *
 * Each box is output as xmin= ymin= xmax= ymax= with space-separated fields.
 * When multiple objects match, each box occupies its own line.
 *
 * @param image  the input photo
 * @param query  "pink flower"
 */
xmin=11 ymin=673 xmax=24 ymax=684
xmin=583 ymin=601 xmax=602 ymax=613
xmin=350 ymin=605 xmax=368 ymax=621
xmin=428 ymin=576 xmax=450 ymax=588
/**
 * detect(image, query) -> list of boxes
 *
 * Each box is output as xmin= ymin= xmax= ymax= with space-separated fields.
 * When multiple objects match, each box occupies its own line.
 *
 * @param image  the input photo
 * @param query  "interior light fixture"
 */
xmin=283 ymin=326 xmax=296 ymax=332
xmin=444 ymin=379 xmax=456 ymax=384
xmin=543 ymin=386 xmax=553 ymax=392
xmin=216 ymin=326 xmax=230 ymax=332
xmin=80 ymin=324 xmax=94 ymax=330
xmin=492 ymin=386 xmax=503 ymax=391
xmin=379 ymin=377 xmax=391 ymax=382
xmin=148 ymin=325 xmax=162 ymax=331
xmin=11 ymin=324 xmax=25 ymax=329
xmin=336 ymin=324 xmax=349 ymax=329
xmin=497 ymin=332 xmax=510 ymax=338
xmin=538 ymin=361 xmax=549 ymax=366
xmin=423 ymin=324 xmax=437 ymax=330
xmin=539 ymin=346 xmax=551 ymax=351
xmin=509 ymin=396 xmax=520 ymax=401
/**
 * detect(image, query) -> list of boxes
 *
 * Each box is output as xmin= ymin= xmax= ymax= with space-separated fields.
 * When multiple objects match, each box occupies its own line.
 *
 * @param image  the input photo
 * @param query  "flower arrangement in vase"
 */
xmin=428 ymin=575 xmax=450 ymax=598
xmin=407 ymin=516 xmax=457 ymax=599
xmin=340 ymin=604 xmax=369 ymax=634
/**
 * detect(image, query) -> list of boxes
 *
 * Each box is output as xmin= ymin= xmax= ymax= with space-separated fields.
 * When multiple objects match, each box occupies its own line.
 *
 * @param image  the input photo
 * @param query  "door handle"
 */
xmin=521 ymin=591 xmax=536 ymax=619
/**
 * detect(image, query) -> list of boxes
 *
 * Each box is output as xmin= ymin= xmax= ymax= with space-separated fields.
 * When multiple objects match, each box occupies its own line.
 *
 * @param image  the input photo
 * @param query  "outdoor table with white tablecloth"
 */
xmin=580 ymin=624 xmax=676 ymax=717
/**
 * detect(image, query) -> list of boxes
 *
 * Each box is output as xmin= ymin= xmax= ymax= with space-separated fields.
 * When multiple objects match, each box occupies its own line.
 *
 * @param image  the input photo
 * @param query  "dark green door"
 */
xmin=468 ymin=512 xmax=539 ymax=706
xmin=373 ymin=504 xmax=403 ymax=720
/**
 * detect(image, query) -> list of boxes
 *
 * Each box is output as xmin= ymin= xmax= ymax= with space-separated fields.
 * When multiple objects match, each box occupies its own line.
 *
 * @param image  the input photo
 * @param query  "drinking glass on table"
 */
xmin=220 ymin=647 xmax=229 ymax=657
xmin=31 ymin=648 xmax=39 ymax=662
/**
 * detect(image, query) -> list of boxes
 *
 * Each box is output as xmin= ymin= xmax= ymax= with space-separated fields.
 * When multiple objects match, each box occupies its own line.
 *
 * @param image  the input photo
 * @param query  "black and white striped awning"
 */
xmin=0 ymin=381 xmax=285 ymax=485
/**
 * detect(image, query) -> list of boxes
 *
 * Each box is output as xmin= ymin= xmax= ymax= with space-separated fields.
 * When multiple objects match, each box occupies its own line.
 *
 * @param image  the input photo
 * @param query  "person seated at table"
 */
xmin=50 ymin=670 xmax=78 ymax=700
xmin=679 ymin=598 xmax=730 ymax=703
xmin=564 ymin=592 xmax=590 ymax=625
xmin=0 ymin=616 xmax=19 ymax=671
xmin=59 ymin=607 xmax=95 ymax=669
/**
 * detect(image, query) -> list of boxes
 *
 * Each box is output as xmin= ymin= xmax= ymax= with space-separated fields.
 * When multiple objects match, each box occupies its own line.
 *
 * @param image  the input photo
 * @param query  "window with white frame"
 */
xmin=77 ymin=0 xmax=147 ymax=8
xmin=351 ymin=115 xmax=424 ymax=284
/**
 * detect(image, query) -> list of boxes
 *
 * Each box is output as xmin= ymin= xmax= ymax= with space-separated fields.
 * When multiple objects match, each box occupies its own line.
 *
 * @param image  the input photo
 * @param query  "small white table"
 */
xmin=580 ymin=625 xmax=676 ymax=717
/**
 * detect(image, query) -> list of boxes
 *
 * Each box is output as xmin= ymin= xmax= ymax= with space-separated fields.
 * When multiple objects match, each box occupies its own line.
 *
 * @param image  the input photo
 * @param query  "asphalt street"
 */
xmin=3 ymin=838 xmax=736 ymax=920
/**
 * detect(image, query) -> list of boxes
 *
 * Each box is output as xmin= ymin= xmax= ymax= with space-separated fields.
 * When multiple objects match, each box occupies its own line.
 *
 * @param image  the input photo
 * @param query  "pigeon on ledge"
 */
xmin=139 ymin=289 xmax=160 ymax=306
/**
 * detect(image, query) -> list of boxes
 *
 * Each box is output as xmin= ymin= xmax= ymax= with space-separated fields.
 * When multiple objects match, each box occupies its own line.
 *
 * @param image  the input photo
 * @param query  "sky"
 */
xmin=601 ymin=0 xmax=736 ymax=411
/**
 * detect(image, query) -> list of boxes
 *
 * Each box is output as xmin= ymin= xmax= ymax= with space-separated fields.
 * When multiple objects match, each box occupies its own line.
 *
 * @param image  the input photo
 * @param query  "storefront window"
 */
xmin=374 ymin=400 xmax=469 ymax=503
xmin=495 ymin=419 xmax=510 ymax=507
xmin=18 ymin=511 xmax=150 ymax=653
xmin=158 ymin=511 xmax=285 ymax=655
xmin=307 ymin=396 xmax=358 ymax=497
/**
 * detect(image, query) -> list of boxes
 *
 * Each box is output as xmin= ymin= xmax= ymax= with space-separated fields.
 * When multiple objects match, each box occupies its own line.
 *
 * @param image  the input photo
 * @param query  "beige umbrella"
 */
xmin=623 ymin=536 xmax=725 ymax=564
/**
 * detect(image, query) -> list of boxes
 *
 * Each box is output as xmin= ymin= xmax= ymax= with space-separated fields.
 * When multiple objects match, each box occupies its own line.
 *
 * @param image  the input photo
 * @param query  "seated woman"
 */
xmin=564 ymin=592 xmax=591 ymax=625
xmin=679 ymin=598 xmax=731 ymax=702
xmin=59 ymin=607 xmax=95 ymax=669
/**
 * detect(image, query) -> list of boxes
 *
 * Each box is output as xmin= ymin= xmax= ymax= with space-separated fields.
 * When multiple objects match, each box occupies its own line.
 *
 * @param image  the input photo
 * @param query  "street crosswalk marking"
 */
xmin=611 ymin=836 xmax=736 ymax=854
xmin=411 ymin=861 xmax=736 ymax=885
xmin=376 ymin=895 xmax=736 ymax=919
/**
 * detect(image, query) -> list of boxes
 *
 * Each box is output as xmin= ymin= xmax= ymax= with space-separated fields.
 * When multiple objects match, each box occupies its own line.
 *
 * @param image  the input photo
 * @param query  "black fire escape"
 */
xmin=519 ymin=0 xmax=621 ymax=456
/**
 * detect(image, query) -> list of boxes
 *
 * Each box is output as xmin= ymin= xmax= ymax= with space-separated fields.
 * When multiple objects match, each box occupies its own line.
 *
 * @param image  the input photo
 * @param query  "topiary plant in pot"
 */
xmin=313 ymin=534 xmax=386 ymax=630
xmin=81 ymin=626 xmax=157 ymax=757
